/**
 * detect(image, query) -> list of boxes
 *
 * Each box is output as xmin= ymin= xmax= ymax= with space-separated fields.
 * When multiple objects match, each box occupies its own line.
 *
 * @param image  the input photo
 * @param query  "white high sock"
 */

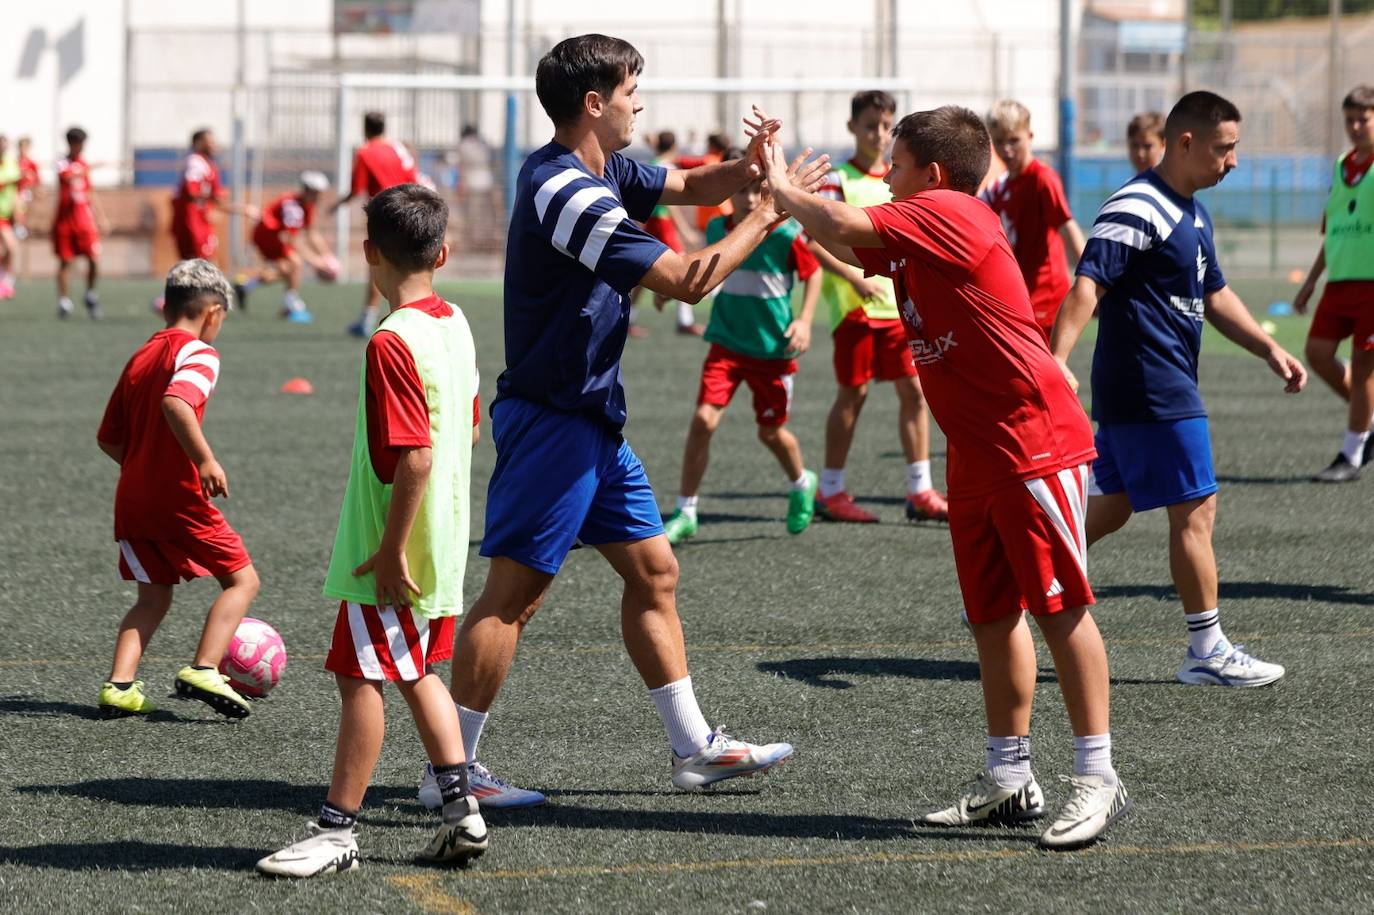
xmin=676 ymin=300 xmax=694 ymax=327
xmin=986 ymin=735 xmax=1032 ymax=789
xmin=819 ymin=467 xmax=845 ymax=498
xmin=906 ymin=459 xmax=933 ymax=495
xmin=1184 ymin=608 xmax=1228 ymax=657
xmin=456 ymin=704 xmax=488 ymax=765
xmin=1072 ymin=733 xmax=1117 ymax=783
xmin=649 ymin=676 xmax=711 ymax=758
xmin=676 ymin=495 xmax=698 ymax=522
xmin=788 ymin=471 xmax=810 ymax=491
xmin=1342 ymin=429 xmax=1370 ymax=466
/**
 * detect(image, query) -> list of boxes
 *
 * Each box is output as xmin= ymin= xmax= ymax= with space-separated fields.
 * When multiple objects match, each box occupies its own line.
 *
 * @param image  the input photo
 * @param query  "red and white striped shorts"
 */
xmin=949 ymin=464 xmax=1095 ymax=624
xmin=325 ymin=601 xmax=456 ymax=682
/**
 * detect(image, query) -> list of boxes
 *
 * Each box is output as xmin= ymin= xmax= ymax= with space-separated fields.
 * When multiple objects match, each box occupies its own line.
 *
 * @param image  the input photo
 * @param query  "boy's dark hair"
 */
xmin=722 ymin=146 xmax=746 ymax=161
xmin=164 ymin=258 xmax=234 ymax=319
xmin=654 ymin=130 xmax=677 ymax=154
xmin=707 ymin=132 xmax=730 ymax=154
xmin=1343 ymin=85 xmax=1374 ymax=111
xmin=1127 ymin=111 xmax=1165 ymax=141
xmin=363 ymin=111 xmax=386 ymax=138
xmin=535 ymin=34 xmax=644 ymax=128
xmin=190 ymin=127 xmax=212 ymax=147
xmin=1164 ymin=91 xmax=1241 ymax=140
xmin=891 ymin=106 xmax=990 ymax=195
xmin=365 ymin=184 xmax=449 ymax=272
xmin=66 ymin=126 xmax=87 ymax=146
xmin=851 ymin=90 xmax=897 ymax=121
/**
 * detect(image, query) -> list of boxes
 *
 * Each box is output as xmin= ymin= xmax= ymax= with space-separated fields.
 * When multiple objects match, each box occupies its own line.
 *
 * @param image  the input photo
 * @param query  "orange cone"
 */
xmin=280 ymin=377 xmax=314 ymax=395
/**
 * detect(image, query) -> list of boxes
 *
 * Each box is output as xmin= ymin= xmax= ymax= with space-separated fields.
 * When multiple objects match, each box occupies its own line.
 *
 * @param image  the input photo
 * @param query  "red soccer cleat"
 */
xmin=816 ymin=491 xmax=880 ymax=524
xmin=905 ymin=488 xmax=949 ymax=523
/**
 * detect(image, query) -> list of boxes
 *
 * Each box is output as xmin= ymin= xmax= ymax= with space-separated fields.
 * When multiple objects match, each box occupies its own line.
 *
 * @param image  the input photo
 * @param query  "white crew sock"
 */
xmin=986 ymin=735 xmax=1032 ymax=789
xmin=906 ymin=459 xmax=933 ymax=495
xmin=1184 ymin=608 xmax=1229 ymax=658
xmin=676 ymin=300 xmax=694 ymax=327
xmin=456 ymin=704 xmax=488 ymax=765
xmin=58 ymin=296 xmax=73 ymax=311
xmin=788 ymin=471 xmax=810 ymax=491
xmin=1072 ymin=733 xmax=1117 ymax=783
xmin=284 ymin=290 xmax=304 ymax=311
xmin=819 ymin=467 xmax=845 ymax=499
xmin=649 ymin=676 xmax=711 ymax=758
xmin=1342 ymin=429 xmax=1370 ymax=466
xmin=676 ymin=495 xmax=698 ymax=523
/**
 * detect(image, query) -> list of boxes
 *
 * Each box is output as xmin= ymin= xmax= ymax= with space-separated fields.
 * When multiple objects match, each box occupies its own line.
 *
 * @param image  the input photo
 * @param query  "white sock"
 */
xmin=1072 ymin=733 xmax=1117 ymax=783
xmin=629 ymin=303 xmax=640 ymax=323
xmin=649 ymin=676 xmax=711 ymax=758
xmin=906 ymin=459 xmax=933 ymax=495
xmin=284 ymin=290 xmax=303 ymax=310
xmin=819 ymin=467 xmax=845 ymax=498
xmin=675 ymin=300 xmax=694 ymax=327
xmin=788 ymin=471 xmax=810 ymax=491
xmin=986 ymin=735 xmax=1032 ymax=789
xmin=1342 ymin=429 xmax=1370 ymax=466
xmin=456 ymin=703 xmax=487 ymax=765
xmin=676 ymin=495 xmax=698 ymax=523
xmin=59 ymin=296 xmax=73 ymax=309
xmin=1184 ymin=608 xmax=1229 ymax=657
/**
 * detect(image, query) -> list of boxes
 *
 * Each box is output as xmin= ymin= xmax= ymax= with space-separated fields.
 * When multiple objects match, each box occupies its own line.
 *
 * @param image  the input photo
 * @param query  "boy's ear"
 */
xmin=432 ymin=242 xmax=450 ymax=271
xmin=362 ymin=238 xmax=380 ymax=266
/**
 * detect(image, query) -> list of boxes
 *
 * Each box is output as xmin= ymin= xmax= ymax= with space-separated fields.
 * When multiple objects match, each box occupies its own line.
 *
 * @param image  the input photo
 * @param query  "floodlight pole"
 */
xmin=230 ymin=0 xmax=248 ymax=273
xmin=1058 ymin=0 xmax=1075 ymax=206
xmin=335 ymin=82 xmax=352 ymax=279
xmin=1329 ymin=0 xmax=1342 ymax=157
xmin=503 ymin=0 xmax=518 ymax=224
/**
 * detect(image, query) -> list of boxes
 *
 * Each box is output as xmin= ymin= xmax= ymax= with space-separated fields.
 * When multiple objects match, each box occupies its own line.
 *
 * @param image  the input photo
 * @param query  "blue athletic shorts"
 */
xmin=481 ymin=397 xmax=665 ymax=574
xmin=1089 ymin=417 xmax=1217 ymax=512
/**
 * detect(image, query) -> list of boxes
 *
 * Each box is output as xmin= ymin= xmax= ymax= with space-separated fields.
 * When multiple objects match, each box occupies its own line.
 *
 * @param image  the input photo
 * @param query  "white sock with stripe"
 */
xmin=986 ymin=735 xmax=1032 ymax=789
xmin=819 ymin=468 xmax=845 ymax=498
xmin=457 ymin=704 xmax=488 ymax=765
xmin=906 ymin=460 xmax=933 ymax=495
xmin=1072 ymin=733 xmax=1117 ymax=784
xmin=1185 ymin=608 xmax=1228 ymax=657
xmin=649 ymin=676 xmax=711 ymax=758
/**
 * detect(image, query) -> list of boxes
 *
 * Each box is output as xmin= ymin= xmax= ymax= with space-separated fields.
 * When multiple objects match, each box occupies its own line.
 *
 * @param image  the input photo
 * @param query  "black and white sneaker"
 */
xmin=256 ymin=822 xmax=360 ymax=878
xmin=1314 ymin=453 xmax=1361 ymax=483
xmin=1039 ymin=774 xmax=1131 ymax=850
xmin=917 ymin=769 xmax=1045 ymax=826
xmin=417 ymin=794 xmax=488 ymax=867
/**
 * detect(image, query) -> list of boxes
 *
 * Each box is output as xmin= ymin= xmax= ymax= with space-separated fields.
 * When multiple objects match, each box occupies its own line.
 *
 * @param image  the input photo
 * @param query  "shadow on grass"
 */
xmin=1096 ymin=581 xmax=1374 ymax=606
xmin=0 ymin=697 xmax=207 ymax=724
xmin=487 ymin=803 xmax=922 ymax=841
xmin=757 ymin=658 xmax=1175 ymax=688
xmin=1215 ymin=473 xmax=1311 ymax=486
xmin=0 ymin=841 xmax=262 ymax=871
xmin=15 ymin=779 xmax=414 ymax=812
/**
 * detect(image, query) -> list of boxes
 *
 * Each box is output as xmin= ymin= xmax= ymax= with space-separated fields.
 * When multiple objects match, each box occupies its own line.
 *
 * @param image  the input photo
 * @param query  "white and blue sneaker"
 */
xmin=670 ymin=726 xmax=793 ymax=790
xmin=1177 ymin=642 xmax=1285 ymax=688
xmin=418 ymin=762 xmax=546 ymax=810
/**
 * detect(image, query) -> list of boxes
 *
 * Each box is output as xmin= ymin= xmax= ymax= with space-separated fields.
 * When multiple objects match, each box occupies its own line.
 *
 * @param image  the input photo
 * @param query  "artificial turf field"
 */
xmin=1 ymin=275 xmax=1371 ymax=914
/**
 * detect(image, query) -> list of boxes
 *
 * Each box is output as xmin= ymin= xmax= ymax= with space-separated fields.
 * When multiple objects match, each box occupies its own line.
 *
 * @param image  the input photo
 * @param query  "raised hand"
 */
xmin=742 ymin=105 xmax=783 ymax=178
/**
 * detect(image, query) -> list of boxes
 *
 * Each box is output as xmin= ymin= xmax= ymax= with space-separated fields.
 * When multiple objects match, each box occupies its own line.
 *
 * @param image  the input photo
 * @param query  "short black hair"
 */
xmin=1165 ymin=91 xmax=1241 ymax=140
xmin=190 ymin=127 xmax=212 ymax=147
xmin=707 ymin=132 xmax=730 ymax=154
xmin=654 ymin=130 xmax=676 ymax=155
xmin=66 ymin=126 xmax=87 ymax=146
xmin=1343 ymin=85 xmax=1374 ymax=111
xmin=535 ymin=34 xmax=644 ymax=128
xmin=851 ymin=90 xmax=897 ymax=121
xmin=363 ymin=111 xmax=385 ymax=138
xmin=365 ymin=184 xmax=448 ymax=272
xmin=892 ymin=106 xmax=990 ymax=195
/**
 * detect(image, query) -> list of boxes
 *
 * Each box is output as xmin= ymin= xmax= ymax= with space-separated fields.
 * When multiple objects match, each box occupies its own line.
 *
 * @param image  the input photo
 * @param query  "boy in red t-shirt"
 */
xmin=96 ymin=259 xmax=260 ymax=720
xmin=763 ymin=104 xmax=1130 ymax=850
xmin=53 ymin=127 xmax=106 ymax=320
xmin=979 ymin=100 xmax=1085 ymax=337
xmin=237 ymin=171 xmax=333 ymax=323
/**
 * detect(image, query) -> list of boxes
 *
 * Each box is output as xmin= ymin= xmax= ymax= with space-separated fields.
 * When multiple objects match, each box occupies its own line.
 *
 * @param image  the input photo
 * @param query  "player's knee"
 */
xmin=691 ymin=406 xmax=721 ymax=433
xmin=1304 ymin=337 xmax=1336 ymax=365
xmin=840 ymin=383 xmax=869 ymax=405
xmin=756 ymin=422 xmax=782 ymax=443
xmin=642 ymin=549 xmax=680 ymax=596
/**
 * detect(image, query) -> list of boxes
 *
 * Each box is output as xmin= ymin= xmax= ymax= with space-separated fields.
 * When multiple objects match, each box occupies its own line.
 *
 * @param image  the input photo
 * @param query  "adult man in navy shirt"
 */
xmin=1052 ymin=91 xmax=1306 ymax=688
xmin=416 ymin=34 xmax=827 ymax=810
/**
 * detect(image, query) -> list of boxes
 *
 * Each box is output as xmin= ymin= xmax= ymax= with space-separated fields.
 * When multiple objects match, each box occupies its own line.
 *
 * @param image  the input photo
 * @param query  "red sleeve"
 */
xmin=1039 ymin=167 xmax=1073 ymax=230
xmin=865 ymin=195 xmax=980 ymax=270
xmin=365 ymin=331 xmax=431 ymax=450
xmin=97 ymin=381 xmax=127 ymax=446
xmin=789 ymin=235 xmax=820 ymax=280
xmin=351 ymin=150 xmax=370 ymax=197
xmin=473 ymin=394 xmax=481 ymax=427
xmin=164 ymin=344 xmax=220 ymax=410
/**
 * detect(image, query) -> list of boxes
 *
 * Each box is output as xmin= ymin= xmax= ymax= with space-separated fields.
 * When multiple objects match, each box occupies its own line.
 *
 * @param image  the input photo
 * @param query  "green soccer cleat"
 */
xmin=786 ymin=470 xmax=819 ymax=535
xmin=174 ymin=666 xmax=252 ymax=719
xmin=663 ymin=509 xmax=699 ymax=545
xmin=98 ymin=681 xmax=156 ymax=719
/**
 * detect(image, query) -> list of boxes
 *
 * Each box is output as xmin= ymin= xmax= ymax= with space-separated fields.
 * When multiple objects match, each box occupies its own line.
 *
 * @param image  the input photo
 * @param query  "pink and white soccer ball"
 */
xmin=219 ymin=618 xmax=288 ymax=698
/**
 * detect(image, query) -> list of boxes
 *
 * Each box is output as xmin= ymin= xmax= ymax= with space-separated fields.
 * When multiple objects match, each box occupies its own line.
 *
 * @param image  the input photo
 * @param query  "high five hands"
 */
xmin=743 ymin=105 xmax=831 ymax=223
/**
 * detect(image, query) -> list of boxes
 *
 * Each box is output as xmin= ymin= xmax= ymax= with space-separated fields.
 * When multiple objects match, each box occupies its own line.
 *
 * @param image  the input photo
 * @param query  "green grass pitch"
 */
xmin=1 ymin=275 xmax=1371 ymax=913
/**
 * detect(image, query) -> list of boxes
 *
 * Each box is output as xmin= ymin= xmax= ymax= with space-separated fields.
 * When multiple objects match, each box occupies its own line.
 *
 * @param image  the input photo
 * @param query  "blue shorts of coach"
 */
xmin=1089 ymin=416 xmax=1218 ymax=512
xmin=481 ymin=397 xmax=665 ymax=575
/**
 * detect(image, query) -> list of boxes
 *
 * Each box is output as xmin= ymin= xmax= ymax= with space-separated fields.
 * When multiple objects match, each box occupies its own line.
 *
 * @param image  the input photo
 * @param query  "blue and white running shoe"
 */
xmin=1177 ymin=642 xmax=1284 ymax=687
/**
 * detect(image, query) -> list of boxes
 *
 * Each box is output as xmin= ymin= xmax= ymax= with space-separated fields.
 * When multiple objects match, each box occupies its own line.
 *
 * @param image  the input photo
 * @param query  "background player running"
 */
xmin=54 ymin=127 xmax=107 ymax=320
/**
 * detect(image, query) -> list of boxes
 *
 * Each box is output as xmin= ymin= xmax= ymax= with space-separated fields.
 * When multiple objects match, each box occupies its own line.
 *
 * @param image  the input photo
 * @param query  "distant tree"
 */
xmin=1194 ymin=0 xmax=1374 ymax=20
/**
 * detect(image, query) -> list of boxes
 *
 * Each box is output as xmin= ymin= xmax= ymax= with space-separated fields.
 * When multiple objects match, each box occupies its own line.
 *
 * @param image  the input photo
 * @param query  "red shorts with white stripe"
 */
xmin=950 ymin=464 xmax=1094 ymax=624
xmin=117 ymin=525 xmax=252 ymax=585
xmin=325 ymin=601 xmax=456 ymax=682
xmin=831 ymin=314 xmax=917 ymax=386
xmin=698 ymin=343 xmax=798 ymax=427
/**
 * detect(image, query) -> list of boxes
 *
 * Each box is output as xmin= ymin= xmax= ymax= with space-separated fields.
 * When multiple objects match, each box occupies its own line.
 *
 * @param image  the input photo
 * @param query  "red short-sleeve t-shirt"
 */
xmin=979 ymin=158 xmax=1074 ymax=327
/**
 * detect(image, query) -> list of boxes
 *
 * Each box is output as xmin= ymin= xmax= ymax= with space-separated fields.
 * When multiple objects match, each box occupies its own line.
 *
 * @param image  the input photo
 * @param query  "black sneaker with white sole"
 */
xmin=1314 ymin=453 xmax=1361 ymax=483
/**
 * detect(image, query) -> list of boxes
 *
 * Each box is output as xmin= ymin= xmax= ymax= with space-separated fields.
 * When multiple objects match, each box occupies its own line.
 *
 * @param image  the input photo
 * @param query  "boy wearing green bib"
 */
xmin=1295 ymin=85 xmax=1374 ymax=482
xmin=258 ymin=185 xmax=487 ymax=878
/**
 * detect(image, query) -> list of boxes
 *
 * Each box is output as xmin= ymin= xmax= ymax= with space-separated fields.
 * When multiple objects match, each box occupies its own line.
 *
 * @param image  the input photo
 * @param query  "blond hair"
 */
xmin=986 ymin=99 xmax=1031 ymax=135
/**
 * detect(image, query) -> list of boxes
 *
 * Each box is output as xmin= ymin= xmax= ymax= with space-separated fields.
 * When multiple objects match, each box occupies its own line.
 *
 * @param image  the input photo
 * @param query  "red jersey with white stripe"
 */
xmin=55 ymin=155 xmax=96 ymax=230
xmin=978 ymin=158 xmax=1074 ymax=329
xmin=855 ymin=190 xmax=1095 ymax=499
xmin=98 ymin=329 xmax=226 ymax=539
xmin=173 ymin=153 xmax=224 ymax=221
xmin=351 ymin=138 xmax=418 ymax=198
xmin=259 ymin=193 xmax=314 ymax=236
xmin=18 ymin=156 xmax=40 ymax=193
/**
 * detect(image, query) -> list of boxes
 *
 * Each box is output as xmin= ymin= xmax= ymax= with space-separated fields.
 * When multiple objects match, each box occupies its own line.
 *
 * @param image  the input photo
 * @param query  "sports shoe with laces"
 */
xmin=1314 ymin=453 xmax=1361 ymax=483
xmin=815 ymin=490 xmax=879 ymax=524
xmin=417 ymin=794 xmax=488 ymax=866
xmin=905 ymin=488 xmax=949 ymax=522
xmin=98 ymin=680 xmax=156 ymax=719
xmin=174 ymin=665 xmax=252 ymax=718
xmin=84 ymin=290 xmax=103 ymax=320
xmin=663 ymin=509 xmax=698 ymax=545
xmin=256 ymin=822 xmax=360 ymax=878
xmin=670 ymin=726 xmax=793 ymax=790
xmin=1176 ymin=641 xmax=1285 ymax=687
xmin=916 ymin=769 xmax=1045 ymax=826
xmin=786 ymin=470 xmax=818 ymax=535
xmin=418 ymin=762 xmax=547 ymax=810
xmin=1038 ymin=774 xmax=1131 ymax=850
